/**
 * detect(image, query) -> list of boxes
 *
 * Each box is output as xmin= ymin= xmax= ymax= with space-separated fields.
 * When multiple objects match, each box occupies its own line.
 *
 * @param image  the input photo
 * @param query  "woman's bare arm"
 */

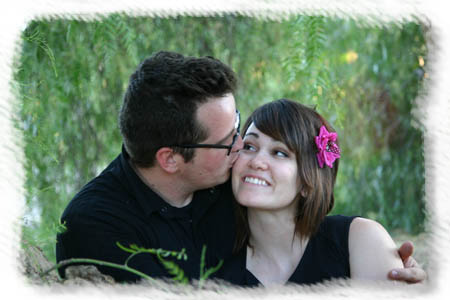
xmin=349 ymin=217 xmax=403 ymax=280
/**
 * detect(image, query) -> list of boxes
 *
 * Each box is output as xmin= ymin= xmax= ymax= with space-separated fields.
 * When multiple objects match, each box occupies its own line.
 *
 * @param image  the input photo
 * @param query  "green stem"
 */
xmin=199 ymin=245 xmax=206 ymax=280
xmin=124 ymin=251 xmax=140 ymax=266
xmin=202 ymin=259 xmax=223 ymax=282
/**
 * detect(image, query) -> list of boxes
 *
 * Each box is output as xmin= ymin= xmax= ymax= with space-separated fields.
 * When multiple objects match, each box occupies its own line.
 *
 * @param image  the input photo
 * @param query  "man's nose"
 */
xmin=232 ymin=134 xmax=244 ymax=152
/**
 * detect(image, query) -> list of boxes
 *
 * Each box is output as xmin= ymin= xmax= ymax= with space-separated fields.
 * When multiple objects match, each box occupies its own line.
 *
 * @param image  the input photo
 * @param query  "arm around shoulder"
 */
xmin=349 ymin=217 xmax=403 ymax=280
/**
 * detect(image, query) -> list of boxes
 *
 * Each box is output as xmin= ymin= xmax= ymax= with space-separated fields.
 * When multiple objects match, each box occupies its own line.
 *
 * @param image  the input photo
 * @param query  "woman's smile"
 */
xmin=242 ymin=175 xmax=271 ymax=186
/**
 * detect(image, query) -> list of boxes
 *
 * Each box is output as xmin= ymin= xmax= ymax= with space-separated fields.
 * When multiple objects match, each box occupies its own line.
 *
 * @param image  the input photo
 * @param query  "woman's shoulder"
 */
xmin=347 ymin=217 xmax=403 ymax=279
xmin=323 ymin=216 xmax=387 ymax=236
xmin=348 ymin=217 xmax=385 ymax=232
xmin=348 ymin=217 xmax=395 ymax=246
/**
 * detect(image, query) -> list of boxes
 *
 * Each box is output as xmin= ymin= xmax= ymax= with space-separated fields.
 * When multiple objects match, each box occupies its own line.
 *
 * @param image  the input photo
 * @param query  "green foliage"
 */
xmin=116 ymin=243 xmax=188 ymax=283
xmin=14 ymin=14 xmax=427 ymax=263
xmin=41 ymin=243 xmax=220 ymax=285
xmin=199 ymin=245 xmax=224 ymax=288
xmin=22 ymin=218 xmax=66 ymax=264
xmin=281 ymin=17 xmax=426 ymax=233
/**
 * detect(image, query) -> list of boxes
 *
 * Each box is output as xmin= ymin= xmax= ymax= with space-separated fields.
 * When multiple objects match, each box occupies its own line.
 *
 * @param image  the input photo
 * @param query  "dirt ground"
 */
xmin=20 ymin=242 xmax=116 ymax=285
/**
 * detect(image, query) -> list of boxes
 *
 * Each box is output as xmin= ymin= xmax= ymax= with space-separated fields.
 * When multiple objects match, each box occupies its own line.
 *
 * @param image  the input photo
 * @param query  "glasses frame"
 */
xmin=169 ymin=110 xmax=240 ymax=156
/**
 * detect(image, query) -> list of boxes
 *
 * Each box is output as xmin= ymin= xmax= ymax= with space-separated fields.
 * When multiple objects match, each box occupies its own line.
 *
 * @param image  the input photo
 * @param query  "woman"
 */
xmin=217 ymin=99 xmax=403 ymax=286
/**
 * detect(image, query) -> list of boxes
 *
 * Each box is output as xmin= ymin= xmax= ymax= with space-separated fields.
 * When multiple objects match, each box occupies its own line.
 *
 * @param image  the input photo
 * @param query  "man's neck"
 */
xmin=131 ymin=161 xmax=194 ymax=208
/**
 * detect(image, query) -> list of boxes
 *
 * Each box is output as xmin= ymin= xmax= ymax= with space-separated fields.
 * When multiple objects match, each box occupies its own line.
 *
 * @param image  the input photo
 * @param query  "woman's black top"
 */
xmin=216 ymin=215 xmax=358 ymax=286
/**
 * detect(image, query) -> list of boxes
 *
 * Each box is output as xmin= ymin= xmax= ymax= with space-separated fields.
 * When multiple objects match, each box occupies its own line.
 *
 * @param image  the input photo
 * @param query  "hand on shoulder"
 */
xmin=389 ymin=241 xmax=427 ymax=283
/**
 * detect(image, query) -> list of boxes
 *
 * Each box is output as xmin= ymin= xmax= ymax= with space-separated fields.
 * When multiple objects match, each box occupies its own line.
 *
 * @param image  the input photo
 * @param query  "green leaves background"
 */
xmin=14 ymin=14 xmax=427 ymax=262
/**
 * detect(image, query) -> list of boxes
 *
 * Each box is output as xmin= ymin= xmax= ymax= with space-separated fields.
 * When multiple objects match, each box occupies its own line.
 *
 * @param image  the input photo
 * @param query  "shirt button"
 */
xmin=160 ymin=207 xmax=168 ymax=213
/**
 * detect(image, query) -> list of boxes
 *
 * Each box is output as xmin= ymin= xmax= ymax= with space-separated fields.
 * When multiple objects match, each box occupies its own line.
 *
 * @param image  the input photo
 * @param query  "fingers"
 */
xmin=397 ymin=241 xmax=414 ymax=262
xmin=403 ymin=256 xmax=419 ymax=269
xmin=391 ymin=241 xmax=427 ymax=283
xmin=388 ymin=267 xmax=427 ymax=284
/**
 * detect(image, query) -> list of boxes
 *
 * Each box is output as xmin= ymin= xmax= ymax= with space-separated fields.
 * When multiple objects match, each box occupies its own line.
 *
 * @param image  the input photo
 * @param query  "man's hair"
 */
xmin=119 ymin=51 xmax=237 ymax=167
xmin=233 ymin=99 xmax=339 ymax=253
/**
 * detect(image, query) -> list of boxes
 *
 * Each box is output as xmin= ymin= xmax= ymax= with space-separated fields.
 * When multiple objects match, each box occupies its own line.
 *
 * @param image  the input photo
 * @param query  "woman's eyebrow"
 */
xmin=244 ymin=132 xmax=259 ymax=138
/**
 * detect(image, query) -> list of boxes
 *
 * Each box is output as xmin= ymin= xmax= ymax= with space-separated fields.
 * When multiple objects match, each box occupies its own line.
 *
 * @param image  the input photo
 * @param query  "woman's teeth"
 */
xmin=244 ymin=177 xmax=269 ymax=186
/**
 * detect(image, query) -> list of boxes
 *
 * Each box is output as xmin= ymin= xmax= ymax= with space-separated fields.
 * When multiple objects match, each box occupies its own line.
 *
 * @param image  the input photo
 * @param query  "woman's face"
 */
xmin=232 ymin=123 xmax=301 ymax=211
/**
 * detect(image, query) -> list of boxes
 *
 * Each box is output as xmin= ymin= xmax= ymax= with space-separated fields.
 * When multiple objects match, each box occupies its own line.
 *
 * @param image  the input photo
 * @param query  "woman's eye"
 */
xmin=274 ymin=150 xmax=288 ymax=157
xmin=242 ymin=143 xmax=256 ymax=151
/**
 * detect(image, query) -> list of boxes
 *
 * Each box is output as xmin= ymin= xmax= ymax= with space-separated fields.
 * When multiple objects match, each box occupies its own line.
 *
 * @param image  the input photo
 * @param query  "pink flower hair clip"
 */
xmin=315 ymin=125 xmax=341 ymax=168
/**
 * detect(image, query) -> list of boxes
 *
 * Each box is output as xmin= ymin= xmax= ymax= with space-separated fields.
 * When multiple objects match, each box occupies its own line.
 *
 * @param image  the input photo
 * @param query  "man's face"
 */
xmin=182 ymin=93 xmax=243 ymax=190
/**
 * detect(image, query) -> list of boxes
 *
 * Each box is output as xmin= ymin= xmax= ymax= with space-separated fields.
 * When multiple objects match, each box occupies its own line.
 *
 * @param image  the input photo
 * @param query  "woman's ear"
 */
xmin=155 ymin=147 xmax=181 ymax=173
xmin=300 ymin=188 xmax=308 ymax=198
xmin=297 ymin=179 xmax=308 ymax=198
xmin=298 ymin=182 xmax=308 ymax=198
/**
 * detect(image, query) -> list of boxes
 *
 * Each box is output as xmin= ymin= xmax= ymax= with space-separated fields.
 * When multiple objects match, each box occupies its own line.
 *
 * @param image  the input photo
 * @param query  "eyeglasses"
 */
xmin=169 ymin=110 xmax=240 ymax=156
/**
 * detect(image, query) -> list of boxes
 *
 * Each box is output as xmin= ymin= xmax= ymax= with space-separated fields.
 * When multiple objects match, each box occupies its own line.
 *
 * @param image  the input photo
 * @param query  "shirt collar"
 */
xmin=119 ymin=145 xmax=167 ymax=215
xmin=118 ymin=145 xmax=222 ymax=219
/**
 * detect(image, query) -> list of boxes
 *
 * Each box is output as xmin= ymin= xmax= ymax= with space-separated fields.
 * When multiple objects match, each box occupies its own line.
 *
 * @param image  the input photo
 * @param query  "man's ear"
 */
xmin=155 ymin=147 xmax=183 ymax=173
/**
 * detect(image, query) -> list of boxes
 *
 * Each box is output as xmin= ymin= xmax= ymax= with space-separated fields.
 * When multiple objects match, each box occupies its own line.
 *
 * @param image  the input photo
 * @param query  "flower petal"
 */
xmin=317 ymin=152 xmax=325 ymax=168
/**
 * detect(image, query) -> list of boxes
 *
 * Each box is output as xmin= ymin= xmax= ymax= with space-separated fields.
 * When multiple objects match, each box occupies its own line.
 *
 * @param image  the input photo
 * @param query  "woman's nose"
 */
xmin=249 ymin=152 xmax=268 ymax=170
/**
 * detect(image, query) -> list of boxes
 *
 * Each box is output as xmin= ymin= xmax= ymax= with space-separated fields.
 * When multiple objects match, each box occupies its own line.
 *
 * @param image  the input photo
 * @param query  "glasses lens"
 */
xmin=235 ymin=110 xmax=241 ymax=133
xmin=227 ymin=110 xmax=241 ymax=156
xmin=227 ymin=132 xmax=239 ymax=155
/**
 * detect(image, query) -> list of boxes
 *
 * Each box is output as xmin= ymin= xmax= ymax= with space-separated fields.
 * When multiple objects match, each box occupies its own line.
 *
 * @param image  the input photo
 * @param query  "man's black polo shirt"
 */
xmin=56 ymin=147 xmax=236 ymax=282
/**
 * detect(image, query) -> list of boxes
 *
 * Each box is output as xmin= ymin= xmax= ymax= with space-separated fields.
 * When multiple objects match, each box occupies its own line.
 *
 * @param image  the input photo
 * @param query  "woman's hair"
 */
xmin=233 ymin=98 xmax=339 ymax=253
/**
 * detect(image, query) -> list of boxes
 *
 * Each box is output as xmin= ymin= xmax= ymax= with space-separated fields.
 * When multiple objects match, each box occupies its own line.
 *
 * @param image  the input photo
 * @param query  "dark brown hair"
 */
xmin=119 ymin=51 xmax=237 ymax=167
xmin=233 ymin=99 xmax=339 ymax=253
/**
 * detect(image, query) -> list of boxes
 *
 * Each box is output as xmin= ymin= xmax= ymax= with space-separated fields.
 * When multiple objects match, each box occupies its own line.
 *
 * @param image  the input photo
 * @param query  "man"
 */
xmin=56 ymin=51 xmax=425 ymax=284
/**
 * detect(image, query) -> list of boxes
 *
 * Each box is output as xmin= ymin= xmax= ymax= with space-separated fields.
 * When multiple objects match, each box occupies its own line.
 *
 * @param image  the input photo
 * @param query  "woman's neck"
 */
xmin=247 ymin=208 xmax=298 ymax=257
xmin=246 ymin=208 xmax=309 ymax=286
